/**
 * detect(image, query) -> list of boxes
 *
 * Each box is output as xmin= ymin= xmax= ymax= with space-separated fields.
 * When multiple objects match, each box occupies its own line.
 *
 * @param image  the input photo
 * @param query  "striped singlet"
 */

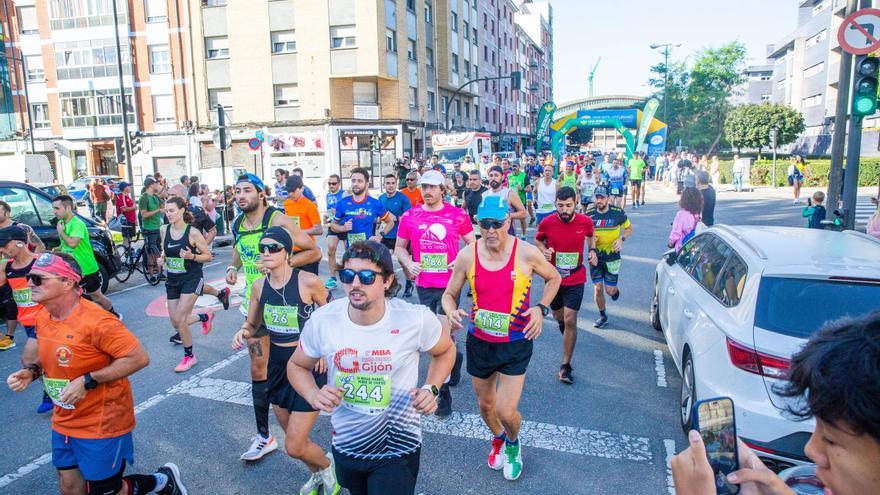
xmin=466 ymin=238 xmax=532 ymax=343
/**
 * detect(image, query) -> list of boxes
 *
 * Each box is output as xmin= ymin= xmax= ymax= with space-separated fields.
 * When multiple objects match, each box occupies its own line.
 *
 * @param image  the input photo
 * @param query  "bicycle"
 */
xmin=114 ymin=227 xmax=164 ymax=285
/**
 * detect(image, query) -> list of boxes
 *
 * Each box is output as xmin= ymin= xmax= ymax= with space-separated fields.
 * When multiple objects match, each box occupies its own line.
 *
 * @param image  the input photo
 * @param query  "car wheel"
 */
xmin=680 ymin=351 xmax=696 ymax=433
xmin=650 ymin=282 xmax=662 ymax=332
xmin=98 ymin=263 xmax=110 ymax=294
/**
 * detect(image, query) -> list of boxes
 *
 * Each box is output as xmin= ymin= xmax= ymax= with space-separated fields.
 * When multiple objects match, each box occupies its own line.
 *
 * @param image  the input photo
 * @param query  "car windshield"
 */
xmin=755 ymin=277 xmax=880 ymax=339
xmin=437 ymin=149 xmax=470 ymax=162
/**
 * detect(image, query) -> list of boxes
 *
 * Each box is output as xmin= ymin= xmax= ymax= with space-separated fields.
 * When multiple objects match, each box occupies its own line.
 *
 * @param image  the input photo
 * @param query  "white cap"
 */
xmin=418 ymin=170 xmax=446 ymax=186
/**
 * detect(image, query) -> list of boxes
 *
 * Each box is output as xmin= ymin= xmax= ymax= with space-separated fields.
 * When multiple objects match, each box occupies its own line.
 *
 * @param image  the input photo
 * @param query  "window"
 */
xmin=806 ymin=29 xmax=827 ymax=48
xmin=803 ymin=62 xmax=824 ymax=78
xmin=271 ymin=30 xmax=296 ymax=54
xmin=463 ymin=21 xmax=469 ymax=40
xmin=474 ymin=103 xmax=479 ymax=122
xmin=452 ymin=53 xmax=459 ymax=73
xmin=761 ymin=94 xmax=772 ymax=102
xmin=717 ymin=255 xmax=747 ymax=307
xmin=0 ymin=187 xmax=54 ymax=227
xmin=451 ymin=12 xmax=458 ymax=32
xmin=25 ymin=56 xmax=44 ymax=82
xmin=203 ymin=0 xmax=227 ymax=6
xmin=426 ymin=47 xmax=434 ymax=67
xmin=274 ymin=84 xmax=299 ymax=107
xmin=31 ymin=103 xmax=49 ymax=128
xmin=811 ymin=0 xmax=830 ymax=16
xmin=425 ymin=1 xmax=433 ymax=23
xmin=208 ymin=88 xmax=232 ymax=110
xmin=330 ymin=25 xmax=356 ymax=49
xmin=690 ymin=238 xmax=733 ymax=296
xmin=473 ymin=28 xmax=478 ymax=46
xmin=386 ymin=29 xmax=397 ymax=52
xmin=145 ymin=0 xmax=168 ymax=22
xmin=409 ymin=86 xmax=417 ymax=107
xmin=54 ymin=38 xmax=132 ymax=80
xmin=676 ymin=234 xmax=713 ymax=273
xmin=440 ymin=96 xmax=448 ymax=114
xmin=407 ymin=39 xmax=416 ymax=61
xmin=464 ymin=60 xmax=470 ymax=78
xmin=427 ymin=91 xmax=435 ymax=111
xmin=353 ymin=81 xmax=377 ymax=104
xmin=802 ymin=93 xmax=822 ymax=107
xmin=48 ymin=0 xmax=126 ymax=29
xmin=59 ymin=89 xmax=134 ymax=127
xmin=205 ymin=36 xmax=229 ymax=59
xmin=152 ymin=94 xmax=175 ymax=123
xmin=149 ymin=45 xmax=171 ymax=74
xmin=17 ymin=6 xmax=39 ymax=35
xmin=465 ymin=103 xmax=470 ymax=119
xmin=406 ymin=0 xmax=415 ymax=11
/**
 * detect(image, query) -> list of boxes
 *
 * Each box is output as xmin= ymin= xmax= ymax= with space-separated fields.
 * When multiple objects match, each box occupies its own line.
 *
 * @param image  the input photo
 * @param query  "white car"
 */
xmin=651 ymin=225 xmax=880 ymax=470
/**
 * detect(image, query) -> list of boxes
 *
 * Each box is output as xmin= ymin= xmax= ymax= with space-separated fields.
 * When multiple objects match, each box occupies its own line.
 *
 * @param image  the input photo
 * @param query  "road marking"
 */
xmin=621 ymin=254 xmax=661 ymax=265
xmin=664 ymin=439 xmax=677 ymax=495
xmin=0 ymin=350 xmax=249 ymax=489
xmin=654 ymin=349 xmax=668 ymax=387
xmin=171 ymin=377 xmax=654 ymax=462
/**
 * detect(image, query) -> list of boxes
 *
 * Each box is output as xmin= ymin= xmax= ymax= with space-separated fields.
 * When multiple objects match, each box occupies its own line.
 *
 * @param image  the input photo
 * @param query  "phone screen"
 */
xmin=696 ymin=398 xmax=739 ymax=494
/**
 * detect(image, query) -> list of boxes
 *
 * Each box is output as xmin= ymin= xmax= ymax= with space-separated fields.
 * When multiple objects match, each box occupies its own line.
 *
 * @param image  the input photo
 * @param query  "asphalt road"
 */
xmin=0 ymin=183 xmax=821 ymax=494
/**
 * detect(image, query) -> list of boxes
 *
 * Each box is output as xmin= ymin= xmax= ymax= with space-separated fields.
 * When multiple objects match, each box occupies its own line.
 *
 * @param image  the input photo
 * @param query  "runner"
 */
xmin=5 ymin=252 xmax=187 ymax=495
xmin=231 ymin=227 xmax=339 ymax=495
xmin=0 ymin=225 xmax=52 ymax=411
xmin=535 ymin=187 xmax=597 ymax=384
xmin=607 ymin=158 xmax=628 ymax=209
xmin=579 ymin=166 xmax=597 ymax=212
xmin=400 ymin=171 xmax=424 ymax=208
xmin=284 ymin=175 xmax=324 ymax=275
xmin=394 ymin=170 xmax=475 ymax=417
xmin=157 ymin=197 xmax=214 ymax=373
xmin=226 ymin=172 xmax=322 ymax=462
xmin=379 ymin=174 xmax=413 ymax=296
xmin=441 ymin=195 xmax=561 ymax=481
xmin=559 ymin=161 xmax=578 ymax=191
xmin=628 ymin=152 xmax=647 ymax=209
xmin=506 ymin=162 xmax=530 ymax=238
xmin=330 ymin=168 xmax=395 ymax=249
xmin=534 ymin=166 xmax=558 ymax=225
xmin=324 ymin=174 xmax=345 ymax=289
xmin=0 ymin=200 xmax=44 ymax=351
xmin=464 ymin=170 xmax=488 ymax=239
xmin=482 ymin=165 xmax=527 ymax=237
xmin=584 ymin=186 xmax=632 ymax=328
xmin=290 ymin=241 xmax=455 ymax=495
xmin=51 ymin=195 xmax=120 ymax=319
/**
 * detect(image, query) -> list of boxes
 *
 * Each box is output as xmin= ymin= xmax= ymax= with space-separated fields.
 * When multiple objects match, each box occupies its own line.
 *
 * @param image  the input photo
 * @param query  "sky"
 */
xmin=551 ymin=0 xmax=799 ymax=104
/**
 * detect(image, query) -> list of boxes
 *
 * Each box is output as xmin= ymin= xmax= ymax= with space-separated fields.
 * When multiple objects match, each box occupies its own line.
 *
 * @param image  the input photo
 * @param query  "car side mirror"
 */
xmin=664 ymin=249 xmax=678 ymax=266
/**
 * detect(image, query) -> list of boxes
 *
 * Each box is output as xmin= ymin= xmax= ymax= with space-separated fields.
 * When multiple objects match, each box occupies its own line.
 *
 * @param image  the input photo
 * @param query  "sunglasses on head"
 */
xmin=259 ymin=243 xmax=285 ymax=254
xmin=26 ymin=274 xmax=65 ymax=286
xmin=478 ymin=218 xmax=506 ymax=230
xmin=338 ymin=269 xmax=380 ymax=285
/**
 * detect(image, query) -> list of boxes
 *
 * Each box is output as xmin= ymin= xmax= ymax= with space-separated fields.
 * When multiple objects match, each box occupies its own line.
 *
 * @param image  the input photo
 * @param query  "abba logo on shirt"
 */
xmin=333 ymin=347 xmax=394 ymax=373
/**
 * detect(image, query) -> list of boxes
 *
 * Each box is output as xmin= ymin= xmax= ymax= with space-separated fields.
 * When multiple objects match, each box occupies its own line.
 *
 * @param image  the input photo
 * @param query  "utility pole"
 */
xmin=650 ymin=43 xmax=681 ymax=132
xmin=216 ymin=104 xmax=230 ymax=233
xmin=770 ymin=126 xmax=778 ymax=188
xmin=111 ymin=0 xmax=135 ymax=204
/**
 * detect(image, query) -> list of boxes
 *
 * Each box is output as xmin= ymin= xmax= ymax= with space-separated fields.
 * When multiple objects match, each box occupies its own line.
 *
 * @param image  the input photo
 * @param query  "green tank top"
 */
xmin=234 ymin=208 xmax=280 ymax=316
xmin=560 ymin=172 xmax=578 ymax=189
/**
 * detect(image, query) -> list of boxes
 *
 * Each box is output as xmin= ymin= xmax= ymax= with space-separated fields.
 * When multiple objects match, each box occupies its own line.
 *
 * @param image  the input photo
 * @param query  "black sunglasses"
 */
xmin=26 ymin=274 xmax=65 ymax=286
xmin=259 ymin=243 xmax=285 ymax=254
xmin=478 ymin=218 xmax=505 ymax=230
xmin=338 ymin=269 xmax=379 ymax=285
xmin=328 ymin=182 xmax=339 ymax=186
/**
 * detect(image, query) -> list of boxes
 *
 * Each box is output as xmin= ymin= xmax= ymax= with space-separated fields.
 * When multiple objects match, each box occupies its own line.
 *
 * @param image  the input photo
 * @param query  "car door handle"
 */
xmin=683 ymin=309 xmax=694 ymax=319
xmin=667 ymin=286 xmax=676 ymax=295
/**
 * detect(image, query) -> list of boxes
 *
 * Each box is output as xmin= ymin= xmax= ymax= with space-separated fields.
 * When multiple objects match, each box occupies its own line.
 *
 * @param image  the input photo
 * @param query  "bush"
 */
xmin=712 ymin=159 xmax=880 ymax=187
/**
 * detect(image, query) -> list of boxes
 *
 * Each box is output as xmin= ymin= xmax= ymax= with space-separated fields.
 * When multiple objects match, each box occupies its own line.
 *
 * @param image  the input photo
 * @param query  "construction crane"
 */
xmin=588 ymin=57 xmax=602 ymax=97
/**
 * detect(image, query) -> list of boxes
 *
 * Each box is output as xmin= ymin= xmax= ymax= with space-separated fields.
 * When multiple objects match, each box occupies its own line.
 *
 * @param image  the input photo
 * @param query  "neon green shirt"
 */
xmin=628 ymin=159 xmax=646 ymax=180
xmin=61 ymin=216 xmax=99 ymax=276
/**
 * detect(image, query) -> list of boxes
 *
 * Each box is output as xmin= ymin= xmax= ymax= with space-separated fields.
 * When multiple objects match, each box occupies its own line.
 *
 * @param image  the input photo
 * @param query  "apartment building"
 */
xmin=742 ymin=64 xmax=774 ymax=105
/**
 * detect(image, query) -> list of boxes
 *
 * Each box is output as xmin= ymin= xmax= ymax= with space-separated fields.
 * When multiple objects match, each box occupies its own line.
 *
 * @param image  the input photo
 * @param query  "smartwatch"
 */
xmin=537 ymin=303 xmax=550 ymax=317
xmin=421 ymin=384 xmax=439 ymax=397
xmin=83 ymin=372 xmax=98 ymax=391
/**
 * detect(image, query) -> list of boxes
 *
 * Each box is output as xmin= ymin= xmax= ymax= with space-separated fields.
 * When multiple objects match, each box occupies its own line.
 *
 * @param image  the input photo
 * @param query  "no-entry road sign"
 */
xmin=839 ymin=8 xmax=880 ymax=55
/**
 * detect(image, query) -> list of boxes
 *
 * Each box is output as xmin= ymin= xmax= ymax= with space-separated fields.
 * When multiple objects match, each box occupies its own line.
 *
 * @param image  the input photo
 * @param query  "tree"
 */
xmin=725 ymin=103 xmax=805 ymax=157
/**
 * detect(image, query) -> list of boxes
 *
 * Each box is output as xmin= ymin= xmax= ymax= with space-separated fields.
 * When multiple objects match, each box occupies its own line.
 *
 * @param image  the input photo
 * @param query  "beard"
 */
xmin=558 ymin=212 xmax=573 ymax=223
xmin=490 ymin=180 xmax=501 ymax=190
xmin=351 ymin=185 xmax=365 ymax=196
xmin=239 ymin=199 xmax=259 ymax=213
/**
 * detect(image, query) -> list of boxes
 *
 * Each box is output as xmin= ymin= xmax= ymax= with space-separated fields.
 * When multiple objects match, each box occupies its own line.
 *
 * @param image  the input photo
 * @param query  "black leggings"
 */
xmin=332 ymin=447 xmax=421 ymax=495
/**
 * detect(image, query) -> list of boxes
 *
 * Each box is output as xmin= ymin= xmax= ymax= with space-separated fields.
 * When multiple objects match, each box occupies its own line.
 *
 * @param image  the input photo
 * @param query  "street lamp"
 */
xmin=650 ymin=43 xmax=681 ymax=128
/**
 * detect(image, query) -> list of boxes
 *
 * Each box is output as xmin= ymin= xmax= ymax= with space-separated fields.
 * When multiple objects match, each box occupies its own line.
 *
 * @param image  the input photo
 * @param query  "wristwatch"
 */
xmin=83 ymin=372 xmax=98 ymax=391
xmin=421 ymin=384 xmax=439 ymax=397
xmin=537 ymin=303 xmax=550 ymax=317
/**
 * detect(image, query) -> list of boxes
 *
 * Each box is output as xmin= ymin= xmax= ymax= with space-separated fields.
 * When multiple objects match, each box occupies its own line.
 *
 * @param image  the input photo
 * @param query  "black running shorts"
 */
xmin=466 ymin=332 xmax=533 ymax=379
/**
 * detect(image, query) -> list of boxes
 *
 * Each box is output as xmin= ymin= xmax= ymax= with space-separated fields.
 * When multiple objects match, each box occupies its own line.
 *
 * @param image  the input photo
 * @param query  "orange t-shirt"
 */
xmin=401 ymin=187 xmax=423 ymax=207
xmin=283 ymin=196 xmax=321 ymax=251
xmin=37 ymin=299 xmax=140 ymax=439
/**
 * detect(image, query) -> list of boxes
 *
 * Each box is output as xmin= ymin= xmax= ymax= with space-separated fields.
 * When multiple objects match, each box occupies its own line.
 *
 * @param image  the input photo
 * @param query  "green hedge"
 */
xmin=715 ymin=159 xmax=880 ymax=187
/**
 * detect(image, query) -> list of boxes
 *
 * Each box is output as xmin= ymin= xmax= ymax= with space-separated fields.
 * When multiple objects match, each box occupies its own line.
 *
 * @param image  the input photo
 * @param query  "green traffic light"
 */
xmin=854 ymin=95 xmax=878 ymax=116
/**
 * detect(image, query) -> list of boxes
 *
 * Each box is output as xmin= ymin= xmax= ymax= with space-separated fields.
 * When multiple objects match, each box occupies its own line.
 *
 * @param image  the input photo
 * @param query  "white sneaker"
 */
xmin=240 ymin=435 xmax=278 ymax=461
xmin=299 ymin=471 xmax=323 ymax=495
xmin=321 ymin=452 xmax=341 ymax=495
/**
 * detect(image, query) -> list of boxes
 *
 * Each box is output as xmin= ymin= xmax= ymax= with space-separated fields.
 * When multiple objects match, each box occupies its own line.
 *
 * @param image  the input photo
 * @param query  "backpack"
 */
xmin=231 ymin=206 xmax=281 ymax=244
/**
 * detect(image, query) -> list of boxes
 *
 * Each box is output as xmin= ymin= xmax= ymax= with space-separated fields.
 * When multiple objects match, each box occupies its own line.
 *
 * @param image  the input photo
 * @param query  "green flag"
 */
xmin=634 ymin=98 xmax=660 ymax=153
xmin=535 ymin=101 xmax=556 ymax=152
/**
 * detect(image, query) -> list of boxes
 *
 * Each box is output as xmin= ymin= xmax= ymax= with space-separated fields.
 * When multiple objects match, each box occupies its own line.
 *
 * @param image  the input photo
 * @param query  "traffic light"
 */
xmin=129 ymin=131 xmax=143 ymax=155
xmin=369 ymin=134 xmax=380 ymax=151
xmin=852 ymin=55 xmax=879 ymax=117
xmin=510 ymin=71 xmax=522 ymax=91
xmin=114 ymin=138 xmax=126 ymax=164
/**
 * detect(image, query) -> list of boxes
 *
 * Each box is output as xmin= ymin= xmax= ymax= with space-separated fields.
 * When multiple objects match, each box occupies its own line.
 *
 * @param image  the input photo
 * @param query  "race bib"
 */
xmin=611 ymin=188 xmax=621 ymax=195
xmin=421 ymin=253 xmax=448 ymax=273
xmin=43 ymin=377 xmax=75 ymax=410
xmin=539 ymin=203 xmax=554 ymax=211
xmin=263 ymin=304 xmax=300 ymax=334
xmin=347 ymin=232 xmax=367 ymax=245
xmin=605 ymin=259 xmax=622 ymax=275
xmin=474 ymin=309 xmax=511 ymax=338
xmin=165 ymin=257 xmax=186 ymax=274
xmin=12 ymin=287 xmax=35 ymax=307
xmin=336 ymin=372 xmax=391 ymax=415
xmin=555 ymin=252 xmax=579 ymax=270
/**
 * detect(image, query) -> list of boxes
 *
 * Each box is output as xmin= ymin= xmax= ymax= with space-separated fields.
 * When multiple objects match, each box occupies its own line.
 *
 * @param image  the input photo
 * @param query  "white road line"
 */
xmin=0 ymin=350 xmax=248 ymax=489
xmin=664 ymin=439 xmax=677 ymax=495
xmin=621 ymin=254 xmax=661 ymax=265
xmin=654 ymin=350 xmax=668 ymax=388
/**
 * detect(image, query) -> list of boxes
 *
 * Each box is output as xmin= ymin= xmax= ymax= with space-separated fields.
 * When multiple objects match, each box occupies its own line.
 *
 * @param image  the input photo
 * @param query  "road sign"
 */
xmin=212 ymin=128 xmax=231 ymax=150
xmin=247 ymin=137 xmax=261 ymax=151
xmin=838 ymin=8 xmax=880 ymax=55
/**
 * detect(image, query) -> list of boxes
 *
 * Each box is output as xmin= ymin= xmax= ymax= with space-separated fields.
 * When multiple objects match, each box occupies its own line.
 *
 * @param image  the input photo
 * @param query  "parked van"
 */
xmin=0 ymin=154 xmax=54 ymax=184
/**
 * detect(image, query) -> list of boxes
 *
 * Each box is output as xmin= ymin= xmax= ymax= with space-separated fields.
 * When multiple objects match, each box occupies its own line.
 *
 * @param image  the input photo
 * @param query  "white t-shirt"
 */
xmin=535 ymin=178 xmax=557 ymax=213
xmin=298 ymin=297 xmax=442 ymax=460
xmin=580 ymin=175 xmax=597 ymax=200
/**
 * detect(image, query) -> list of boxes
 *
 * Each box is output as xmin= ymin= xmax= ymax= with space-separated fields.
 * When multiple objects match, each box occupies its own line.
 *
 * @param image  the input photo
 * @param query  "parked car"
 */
xmin=0 ymin=181 xmax=121 ymax=293
xmin=67 ymin=175 xmax=123 ymax=205
xmin=35 ymin=183 xmax=69 ymax=198
xmin=651 ymin=225 xmax=880 ymax=471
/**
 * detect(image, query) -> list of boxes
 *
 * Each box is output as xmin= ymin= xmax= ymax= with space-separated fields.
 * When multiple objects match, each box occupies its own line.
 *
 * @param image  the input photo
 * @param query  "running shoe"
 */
xmin=299 ymin=472 xmax=322 ymax=495
xmin=449 ymin=350 xmax=463 ymax=386
xmin=503 ymin=441 xmax=523 ymax=481
xmin=240 ymin=435 xmax=278 ymax=461
xmin=321 ymin=452 xmax=341 ymax=495
xmin=156 ymin=462 xmax=188 ymax=495
xmin=169 ymin=333 xmax=182 ymax=345
xmin=558 ymin=364 xmax=573 ymax=384
xmin=218 ymin=287 xmax=231 ymax=310
xmin=324 ymin=277 xmax=338 ymax=289
xmin=37 ymin=392 xmax=54 ymax=413
xmin=594 ymin=315 xmax=608 ymax=328
xmin=201 ymin=312 xmax=215 ymax=334
xmin=488 ymin=436 xmax=505 ymax=470
xmin=436 ymin=383 xmax=452 ymax=417
xmin=174 ymin=355 xmax=198 ymax=373
xmin=0 ymin=334 xmax=15 ymax=351
xmin=611 ymin=289 xmax=620 ymax=301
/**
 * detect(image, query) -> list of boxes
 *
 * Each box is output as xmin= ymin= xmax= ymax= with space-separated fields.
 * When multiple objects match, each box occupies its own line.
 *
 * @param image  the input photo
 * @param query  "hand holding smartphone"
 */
xmin=693 ymin=397 xmax=740 ymax=494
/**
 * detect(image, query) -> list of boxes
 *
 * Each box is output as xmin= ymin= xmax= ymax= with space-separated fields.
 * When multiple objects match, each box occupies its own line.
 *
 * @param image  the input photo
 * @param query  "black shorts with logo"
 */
xmin=550 ymin=283 xmax=586 ymax=311
xmin=466 ymin=332 xmax=533 ymax=379
xmin=165 ymin=275 xmax=204 ymax=300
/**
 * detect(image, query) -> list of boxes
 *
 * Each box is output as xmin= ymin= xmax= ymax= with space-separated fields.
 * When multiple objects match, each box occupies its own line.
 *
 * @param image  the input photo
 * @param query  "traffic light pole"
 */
xmin=444 ymin=73 xmax=520 ymax=131
xmin=843 ymin=114 xmax=863 ymax=230
xmin=111 ymin=0 xmax=135 ymax=204
xmin=217 ymin=104 xmax=229 ymax=234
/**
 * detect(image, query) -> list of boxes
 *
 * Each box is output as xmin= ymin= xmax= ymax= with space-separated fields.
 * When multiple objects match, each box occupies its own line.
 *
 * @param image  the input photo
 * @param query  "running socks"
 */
xmin=197 ymin=314 xmax=209 ymax=323
xmin=505 ymin=437 xmax=519 ymax=447
xmin=599 ymin=310 xmax=607 ymax=318
xmin=252 ymin=380 xmax=270 ymax=438
xmin=496 ymin=432 xmax=507 ymax=442
xmin=184 ymin=346 xmax=193 ymax=358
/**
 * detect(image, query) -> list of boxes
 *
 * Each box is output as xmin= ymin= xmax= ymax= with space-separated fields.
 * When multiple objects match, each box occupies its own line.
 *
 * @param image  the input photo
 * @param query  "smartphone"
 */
xmin=693 ymin=397 xmax=740 ymax=494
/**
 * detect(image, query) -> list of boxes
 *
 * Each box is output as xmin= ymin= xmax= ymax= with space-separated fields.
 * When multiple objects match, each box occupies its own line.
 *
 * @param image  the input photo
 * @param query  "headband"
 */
xmin=33 ymin=253 xmax=82 ymax=283
xmin=260 ymin=226 xmax=293 ymax=253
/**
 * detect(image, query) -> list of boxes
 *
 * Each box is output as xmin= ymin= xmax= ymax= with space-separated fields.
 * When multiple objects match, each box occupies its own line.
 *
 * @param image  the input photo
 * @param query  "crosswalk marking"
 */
xmin=855 ymin=200 xmax=875 ymax=225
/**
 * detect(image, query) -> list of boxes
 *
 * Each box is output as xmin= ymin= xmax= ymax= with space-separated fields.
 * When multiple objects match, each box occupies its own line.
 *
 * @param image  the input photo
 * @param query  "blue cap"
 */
xmin=593 ymin=185 xmax=609 ymax=197
xmin=236 ymin=173 xmax=266 ymax=191
xmin=476 ymin=195 xmax=509 ymax=221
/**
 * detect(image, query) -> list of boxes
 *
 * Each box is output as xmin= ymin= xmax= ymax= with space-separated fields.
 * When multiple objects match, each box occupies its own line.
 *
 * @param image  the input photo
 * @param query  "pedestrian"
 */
xmin=695 ymin=170 xmax=716 ymax=227
xmin=802 ymin=191 xmax=827 ymax=229
xmin=441 ymin=195 xmax=561 ymax=481
xmin=279 ymin=175 xmax=324 ymax=276
xmin=290 ymin=241 xmax=456 ymax=495
xmin=535 ymin=187 xmax=596 ymax=384
xmin=226 ymin=173 xmax=322 ymax=462
xmin=5 ymin=252 xmax=187 ymax=495
xmin=463 ymin=170 xmax=488 ymax=237
xmin=395 ymin=170 xmax=475 ymax=417
xmin=710 ymin=156 xmax=720 ymax=186
xmin=186 ymin=182 xmax=202 ymax=208
xmin=0 ymin=201 xmax=44 ymax=352
xmin=534 ymin=165 xmax=558 ymax=225
xmin=179 ymin=175 xmax=191 ymax=189
xmin=138 ymin=177 xmax=164 ymax=274
xmin=789 ymin=155 xmax=808 ymax=204
xmin=584 ymin=187 xmax=632 ymax=328
xmin=668 ymin=187 xmax=704 ymax=252
xmin=114 ymin=182 xmax=137 ymax=234
xmin=330 ymin=168 xmax=395 ymax=248
xmin=607 ymin=158 xmax=628 ymax=208
xmin=732 ymin=155 xmax=745 ymax=192
xmin=90 ymin=178 xmax=109 ymax=222
xmin=324 ymin=174 xmax=346 ymax=290
xmin=506 ymin=162 xmax=529 ymax=238
xmin=655 ymin=153 xmax=668 ymax=183
xmin=274 ymin=168 xmax=290 ymax=204
xmin=559 ymin=161 xmax=578 ymax=191
xmin=868 ymin=198 xmax=880 ymax=239
xmin=52 ymin=195 xmax=121 ymax=319
xmin=231 ymin=226 xmax=339 ymax=495
xmin=579 ymin=166 xmax=597 ymax=212
xmin=292 ymin=167 xmax=318 ymax=203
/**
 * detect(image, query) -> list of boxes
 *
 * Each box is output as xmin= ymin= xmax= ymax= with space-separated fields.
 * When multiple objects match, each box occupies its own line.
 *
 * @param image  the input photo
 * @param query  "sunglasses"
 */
xmin=328 ymin=182 xmax=339 ymax=186
xmin=259 ymin=243 xmax=285 ymax=254
xmin=26 ymin=274 xmax=65 ymax=286
xmin=406 ymin=178 xmax=416 ymax=181
xmin=338 ymin=269 xmax=380 ymax=285
xmin=478 ymin=218 xmax=506 ymax=230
